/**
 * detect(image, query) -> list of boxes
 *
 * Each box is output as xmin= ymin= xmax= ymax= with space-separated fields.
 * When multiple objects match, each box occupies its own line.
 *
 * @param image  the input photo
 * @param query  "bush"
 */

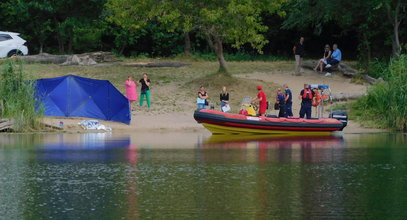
xmin=0 ymin=59 xmax=43 ymax=131
xmin=367 ymin=58 xmax=389 ymax=80
xmin=352 ymin=54 xmax=407 ymax=131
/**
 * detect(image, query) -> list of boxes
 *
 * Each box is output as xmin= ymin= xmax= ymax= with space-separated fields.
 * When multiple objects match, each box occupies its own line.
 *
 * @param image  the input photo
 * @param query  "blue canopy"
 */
xmin=35 ymin=75 xmax=131 ymax=124
xmin=309 ymin=84 xmax=330 ymax=90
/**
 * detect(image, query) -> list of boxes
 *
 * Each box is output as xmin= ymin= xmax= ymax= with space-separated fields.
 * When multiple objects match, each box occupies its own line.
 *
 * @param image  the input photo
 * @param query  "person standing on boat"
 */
xmin=283 ymin=84 xmax=293 ymax=117
xmin=219 ymin=86 xmax=230 ymax=112
xmin=276 ymin=88 xmax=286 ymax=117
xmin=138 ymin=73 xmax=151 ymax=109
xmin=125 ymin=76 xmax=137 ymax=111
xmin=299 ymin=83 xmax=315 ymax=119
xmin=197 ymin=86 xmax=209 ymax=110
xmin=252 ymin=85 xmax=267 ymax=116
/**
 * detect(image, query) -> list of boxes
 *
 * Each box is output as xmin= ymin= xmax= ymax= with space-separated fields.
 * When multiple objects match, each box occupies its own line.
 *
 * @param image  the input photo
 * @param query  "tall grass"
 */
xmin=352 ymin=55 xmax=407 ymax=131
xmin=0 ymin=59 xmax=43 ymax=131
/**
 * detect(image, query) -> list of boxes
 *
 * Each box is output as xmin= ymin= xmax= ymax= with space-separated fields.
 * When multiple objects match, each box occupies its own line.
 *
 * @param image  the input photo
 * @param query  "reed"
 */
xmin=0 ymin=59 xmax=43 ymax=131
xmin=352 ymin=55 xmax=407 ymax=131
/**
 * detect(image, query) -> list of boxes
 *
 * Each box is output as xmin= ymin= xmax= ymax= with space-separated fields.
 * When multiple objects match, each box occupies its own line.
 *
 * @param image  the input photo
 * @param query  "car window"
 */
xmin=0 ymin=34 xmax=12 ymax=42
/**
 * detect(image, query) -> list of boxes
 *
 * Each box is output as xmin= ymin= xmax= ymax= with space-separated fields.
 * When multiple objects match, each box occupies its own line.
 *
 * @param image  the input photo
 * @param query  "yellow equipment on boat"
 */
xmin=240 ymin=104 xmax=257 ymax=116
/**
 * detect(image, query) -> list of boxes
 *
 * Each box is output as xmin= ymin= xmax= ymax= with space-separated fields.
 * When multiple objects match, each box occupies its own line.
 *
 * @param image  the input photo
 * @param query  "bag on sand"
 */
xmin=222 ymin=104 xmax=231 ymax=112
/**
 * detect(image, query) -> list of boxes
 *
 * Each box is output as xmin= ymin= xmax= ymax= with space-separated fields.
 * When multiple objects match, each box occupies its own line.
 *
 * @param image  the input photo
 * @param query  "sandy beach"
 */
xmin=41 ymin=65 xmax=383 ymax=135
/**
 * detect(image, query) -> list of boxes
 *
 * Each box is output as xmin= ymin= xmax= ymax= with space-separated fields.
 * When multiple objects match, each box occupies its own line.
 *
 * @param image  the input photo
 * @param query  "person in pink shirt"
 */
xmin=125 ymin=76 xmax=137 ymax=110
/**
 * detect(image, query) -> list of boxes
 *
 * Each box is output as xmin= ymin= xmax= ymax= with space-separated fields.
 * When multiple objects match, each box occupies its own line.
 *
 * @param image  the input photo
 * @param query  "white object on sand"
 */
xmin=78 ymin=120 xmax=112 ymax=131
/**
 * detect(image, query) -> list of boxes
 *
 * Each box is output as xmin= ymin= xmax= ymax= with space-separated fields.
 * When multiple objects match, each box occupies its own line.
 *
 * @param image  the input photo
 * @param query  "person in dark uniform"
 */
xmin=293 ymin=36 xmax=305 ymax=75
xmin=276 ymin=88 xmax=286 ymax=117
xmin=283 ymin=83 xmax=293 ymax=117
xmin=298 ymin=83 xmax=315 ymax=119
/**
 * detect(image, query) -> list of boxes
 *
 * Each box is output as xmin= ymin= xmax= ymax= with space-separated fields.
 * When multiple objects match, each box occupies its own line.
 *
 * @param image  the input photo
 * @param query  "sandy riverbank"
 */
xmin=32 ymin=59 xmax=382 ymax=134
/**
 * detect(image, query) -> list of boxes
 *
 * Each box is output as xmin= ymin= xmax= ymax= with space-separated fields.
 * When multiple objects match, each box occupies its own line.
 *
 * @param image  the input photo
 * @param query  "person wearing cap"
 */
xmin=276 ymin=88 xmax=286 ymax=117
xmin=252 ymin=85 xmax=267 ymax=116
xmin=298 ymin=83 xmax=315 ymax=119
xmin=283 ymin=83 xmax=293 ymax=117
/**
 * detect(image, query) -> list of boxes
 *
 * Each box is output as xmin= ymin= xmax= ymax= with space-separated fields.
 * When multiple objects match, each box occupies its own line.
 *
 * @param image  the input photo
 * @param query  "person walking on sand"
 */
xmin=219 ymin=86 xmax=230 ymax=112
xmin=283 ymin=84 xmax=293 ymax=117
xmin=299 ymin=83 xmax=315 ymax=119
xmin=138 ymin=73 xmax=151 ymax=109
xmin=276 ymin=88 xmax=286 ymax=117
xmin=125 ymin=76 xmax=137 ymax=111
xmin=252 ymin=85 xmax=267 ymax=116
xmin=197 ymin=86 xmax=209 ymax=110
xmin=293 ymin=36 xmax=305 ymax=75
xmin=314 ymin=44 xmax=332 ymax=72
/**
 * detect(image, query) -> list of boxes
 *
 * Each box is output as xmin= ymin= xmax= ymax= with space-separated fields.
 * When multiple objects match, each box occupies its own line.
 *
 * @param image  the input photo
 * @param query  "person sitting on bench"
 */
xmin=325 ymin=44 xmax=342 ymax=68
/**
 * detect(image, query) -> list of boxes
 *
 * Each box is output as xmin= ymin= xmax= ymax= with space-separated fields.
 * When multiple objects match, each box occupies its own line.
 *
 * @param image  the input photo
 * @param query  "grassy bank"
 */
xmin=351 ymin=55 xmax=407 ymax=131
xmin=0 ymin=59 xmax=43 ymax=131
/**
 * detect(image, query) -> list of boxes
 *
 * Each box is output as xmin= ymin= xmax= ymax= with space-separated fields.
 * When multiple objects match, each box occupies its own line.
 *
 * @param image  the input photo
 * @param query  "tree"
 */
xmin=1 ymin=0 xmax=53 ymax=53
xmin=1 ymin=0 xmax=107 ymax=54
xmin=381 ymin=0 xmax=406 ymax=59
xmin=282 ymin=0 xmax=406 ymax=62
xmin=106 ymin=0 xmax=287 ymax=72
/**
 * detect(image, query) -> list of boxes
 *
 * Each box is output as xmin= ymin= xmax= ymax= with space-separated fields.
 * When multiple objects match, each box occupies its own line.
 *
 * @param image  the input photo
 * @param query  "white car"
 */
xmin=0 ymin=31 xmax=29 ymax=58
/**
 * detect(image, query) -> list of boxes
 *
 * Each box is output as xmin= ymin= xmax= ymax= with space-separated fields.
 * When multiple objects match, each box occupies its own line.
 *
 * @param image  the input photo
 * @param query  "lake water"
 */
xmin=0 ymin=132 xmax=406 ymax=219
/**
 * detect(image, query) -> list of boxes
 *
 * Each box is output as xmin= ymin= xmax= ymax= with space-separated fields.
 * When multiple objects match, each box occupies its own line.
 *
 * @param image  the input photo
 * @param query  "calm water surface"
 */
xmin=0 ymin=132 xmax=407 ymax=219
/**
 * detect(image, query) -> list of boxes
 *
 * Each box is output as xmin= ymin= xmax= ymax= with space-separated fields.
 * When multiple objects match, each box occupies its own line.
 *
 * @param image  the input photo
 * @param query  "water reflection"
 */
xmin=36 ymin=133 xmax=131 ymax=162
xmin=199 ymin=135 xmax=345 ymax=163
xmin=0 ymin=133 xmax=406 ymax=219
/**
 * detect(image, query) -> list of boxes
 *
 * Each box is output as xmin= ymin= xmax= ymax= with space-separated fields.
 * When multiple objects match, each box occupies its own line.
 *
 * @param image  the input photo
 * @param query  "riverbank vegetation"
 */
xmin=1 ymin=0 xmax=405 ymax=71
xmin=352 ymin=55 xmax=407 ymax=131
xmin=0 ymin=60 xmax=43 ymax=131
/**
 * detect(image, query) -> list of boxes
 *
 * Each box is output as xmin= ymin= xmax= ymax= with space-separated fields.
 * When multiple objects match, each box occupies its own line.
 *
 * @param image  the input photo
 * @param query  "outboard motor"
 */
xmin=330 ymin=110 xmax=348 ymax=131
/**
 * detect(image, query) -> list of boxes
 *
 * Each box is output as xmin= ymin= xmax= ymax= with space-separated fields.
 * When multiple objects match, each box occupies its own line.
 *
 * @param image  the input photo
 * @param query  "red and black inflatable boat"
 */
xmin=194 ymin=109 xmax=347 ymax=135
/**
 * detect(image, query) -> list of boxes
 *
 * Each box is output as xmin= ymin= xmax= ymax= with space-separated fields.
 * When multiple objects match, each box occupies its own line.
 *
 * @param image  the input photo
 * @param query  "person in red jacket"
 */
xmin=252 ymin=85 xmax=267 ymax=116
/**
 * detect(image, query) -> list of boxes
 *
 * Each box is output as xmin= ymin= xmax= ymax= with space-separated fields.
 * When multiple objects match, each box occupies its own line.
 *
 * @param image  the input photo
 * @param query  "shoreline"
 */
xmin=41 ymin=110 xmax=384 ymax=134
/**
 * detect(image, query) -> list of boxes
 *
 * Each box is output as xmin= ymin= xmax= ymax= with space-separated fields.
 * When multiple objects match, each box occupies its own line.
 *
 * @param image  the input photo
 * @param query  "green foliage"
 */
xmin=352 ymin=54 xmax=407 ymax=131
xmin=367 ymin=58 xmax=389 ymax=80
xmin=0 ymin=60 xmax=43 ymax=131
xmin=106 ymin=0 xmax=287 ymax=71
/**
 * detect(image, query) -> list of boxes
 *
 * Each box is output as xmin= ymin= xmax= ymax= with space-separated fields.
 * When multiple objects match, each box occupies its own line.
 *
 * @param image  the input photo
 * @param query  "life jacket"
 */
xmin=312 ymin=90 xmax=330 ymax=107
xmin=302 ymin=88 xmax=313 ymax=99
xmin=312 ymin=90 xmax=321 ymax=107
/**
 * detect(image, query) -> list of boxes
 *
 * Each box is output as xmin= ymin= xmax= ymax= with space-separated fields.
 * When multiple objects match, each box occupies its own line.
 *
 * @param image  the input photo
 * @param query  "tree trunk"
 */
xmin=53 ymin=16 xmax=64 ymax=53
xmin=360 ymin=32 xmax=371 ymax=70
xmin=67 ymin=28 xmax=73 ymax=54
xmin=119 ymin=42 xmax=127 ymax=56
xmin=363 ymin=33 xmax=371 ymax=65
xmin=184 ymin=32 xmax=191 ymax=56
xmin=39 ymin=42 xmax=44 ymax=54
xmin=213 ymin=35 xmax=227 ymax=73
xmin=205 ymin=33 xmax=215 ymax=52
xmin=386 ymin=0 xmax=402 ymax=59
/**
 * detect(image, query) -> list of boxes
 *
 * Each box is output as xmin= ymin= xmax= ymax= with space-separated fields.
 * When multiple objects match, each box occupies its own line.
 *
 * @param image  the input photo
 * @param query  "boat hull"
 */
xmin=194 ymin=110 xmax=345 ymax=135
